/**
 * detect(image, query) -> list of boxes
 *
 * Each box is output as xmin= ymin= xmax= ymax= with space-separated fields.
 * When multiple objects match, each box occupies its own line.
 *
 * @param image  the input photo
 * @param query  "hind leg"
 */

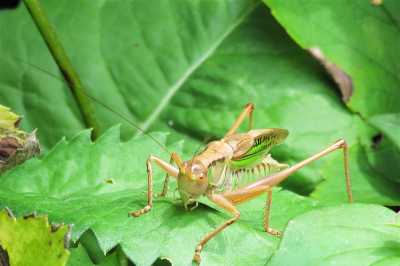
xmin=224 ymin=103 xmax=254 ymax=137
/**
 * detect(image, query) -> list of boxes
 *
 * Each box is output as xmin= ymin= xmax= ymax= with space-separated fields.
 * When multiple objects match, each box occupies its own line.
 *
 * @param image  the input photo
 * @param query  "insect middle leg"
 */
xmin=129 ymin=155 xmax=178 ymax=217
xmin=224 ymin=103 xmax=254 ymax=137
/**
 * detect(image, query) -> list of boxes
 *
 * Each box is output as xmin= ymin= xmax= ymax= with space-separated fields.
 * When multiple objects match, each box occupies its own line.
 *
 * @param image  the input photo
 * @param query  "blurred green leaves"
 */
xmin=264 ymin=0 xmax=400 ymax=118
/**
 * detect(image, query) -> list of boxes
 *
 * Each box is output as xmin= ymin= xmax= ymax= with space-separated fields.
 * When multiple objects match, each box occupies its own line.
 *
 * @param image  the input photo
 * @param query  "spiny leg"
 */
xmin=216 ymin=139 xmax=353 ymax=243
xmin=129 ymin=155 xmax=178 ymax=217
xmin=264 ymin=189 xmax=281 ymax=236
xmin=261 ymin=141 xmax=352 ymax=234
xmin=193 ymin=194 xmax=240 ymax=264
xmin=219 ymin=139 xmax=353 ymax=239
xmin=224 ymin=103 xmax=254 ymax=137
xmin=244 ymin=139 xmax=353 ymax=203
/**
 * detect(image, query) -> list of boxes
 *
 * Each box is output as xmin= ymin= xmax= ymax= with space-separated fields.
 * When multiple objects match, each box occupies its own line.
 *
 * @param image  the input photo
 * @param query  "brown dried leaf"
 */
xmin=309 ymin=47 xmax=353 ymax=102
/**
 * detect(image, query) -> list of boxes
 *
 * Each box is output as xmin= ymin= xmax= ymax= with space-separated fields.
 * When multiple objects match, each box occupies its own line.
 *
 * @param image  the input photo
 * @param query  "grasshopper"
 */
xmin=130 ymin=103 xmax=353 ymax=264
xmin=16 ymin=59 xmax=353 ymax=263
xmin=8 ymin=59 xmax=353 ymax=262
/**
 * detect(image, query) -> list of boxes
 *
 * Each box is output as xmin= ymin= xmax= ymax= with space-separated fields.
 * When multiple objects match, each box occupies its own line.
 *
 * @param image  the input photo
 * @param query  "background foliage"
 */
xmin=0 ymin=0 xmax=399 ymax=265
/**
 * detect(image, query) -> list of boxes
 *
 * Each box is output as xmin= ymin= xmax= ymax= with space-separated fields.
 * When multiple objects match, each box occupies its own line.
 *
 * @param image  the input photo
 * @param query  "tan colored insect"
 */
xmin=14 ymin=55 xmax=352 ymax=264
xmin=130 ymin=103 xmax=353 ymax=264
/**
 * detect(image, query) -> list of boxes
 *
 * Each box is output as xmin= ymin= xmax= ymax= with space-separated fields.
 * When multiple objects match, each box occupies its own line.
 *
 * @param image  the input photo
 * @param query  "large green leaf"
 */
xmin=263 ymin=0 xmax=400 ymax=118
xmin=0 ymin=0 xmax=259 ymax=148
xmin=261 ymin=0 xmax=400 ymax=188
xmin=0 ymin=128 xmax=319 ymax=266
xmin=267 ymin=204 xmax=400 ymax=266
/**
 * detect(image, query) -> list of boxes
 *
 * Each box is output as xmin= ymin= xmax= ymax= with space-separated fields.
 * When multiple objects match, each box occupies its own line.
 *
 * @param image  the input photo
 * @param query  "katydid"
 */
xmin=130 ymin=103 xmax=353 ymax=264
xmin=17 ymin=61 xmax=353 ymax=264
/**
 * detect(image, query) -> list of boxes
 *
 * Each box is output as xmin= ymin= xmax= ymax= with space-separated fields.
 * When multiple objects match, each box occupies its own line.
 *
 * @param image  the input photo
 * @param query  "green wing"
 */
xmin=230 ymin=128 xmax=288 ymax=169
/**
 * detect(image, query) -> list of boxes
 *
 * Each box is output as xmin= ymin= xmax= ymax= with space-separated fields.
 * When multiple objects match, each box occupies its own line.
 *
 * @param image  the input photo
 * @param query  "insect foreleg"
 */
xmin=193 ymin=193 xmax=240 ymax=264
xmin=224 ymin=103 xmax=254 ymax=137
xmin=129 ymin=155 xmax=178 ymax=217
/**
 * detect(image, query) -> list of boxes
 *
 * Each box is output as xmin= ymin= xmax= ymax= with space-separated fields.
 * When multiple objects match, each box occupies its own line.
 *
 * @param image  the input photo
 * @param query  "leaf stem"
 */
xmin=23 ymin=0 xmax=100 ymax=139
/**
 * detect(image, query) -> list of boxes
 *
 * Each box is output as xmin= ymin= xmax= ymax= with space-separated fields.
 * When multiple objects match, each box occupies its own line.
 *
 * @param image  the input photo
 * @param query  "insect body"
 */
xmin=130 ymin=103 xmax=353 ymax=264
xmin=175 ymin=128 xmax=288 ymax=209
xmin=16 ymin=58 xmax=353 ymax=264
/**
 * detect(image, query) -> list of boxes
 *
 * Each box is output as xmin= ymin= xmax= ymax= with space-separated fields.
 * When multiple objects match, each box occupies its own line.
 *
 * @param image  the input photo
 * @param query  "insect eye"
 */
xmin=200 ymin=172 xmax=208 ymax=179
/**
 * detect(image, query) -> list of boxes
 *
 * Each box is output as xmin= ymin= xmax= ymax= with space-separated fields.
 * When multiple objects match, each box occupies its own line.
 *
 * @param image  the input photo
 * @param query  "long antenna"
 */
xmin=16 ymin=59 xmax=171 ymax=155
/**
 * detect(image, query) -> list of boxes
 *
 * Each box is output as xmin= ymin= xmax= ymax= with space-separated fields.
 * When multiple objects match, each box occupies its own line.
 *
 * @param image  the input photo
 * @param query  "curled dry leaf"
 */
xmin=309 ymin=47 xmax=353 ymax=102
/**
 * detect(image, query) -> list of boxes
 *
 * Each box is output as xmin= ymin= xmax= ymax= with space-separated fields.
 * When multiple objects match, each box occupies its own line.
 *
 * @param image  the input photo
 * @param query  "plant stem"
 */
xmin=23 ymin=0 xmax=100 ymax=139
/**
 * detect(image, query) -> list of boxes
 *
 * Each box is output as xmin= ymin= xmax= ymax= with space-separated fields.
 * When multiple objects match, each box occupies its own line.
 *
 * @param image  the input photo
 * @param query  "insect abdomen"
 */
xmin=210 ymin=154 xmax=288 ymax=193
